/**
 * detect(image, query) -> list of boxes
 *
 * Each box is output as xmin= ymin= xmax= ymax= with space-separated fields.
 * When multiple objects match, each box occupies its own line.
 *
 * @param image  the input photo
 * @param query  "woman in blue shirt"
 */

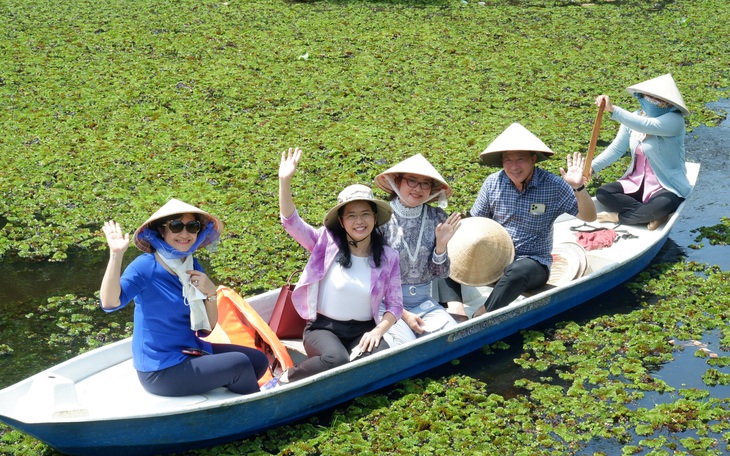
xmin=100 ymin=199 xmax=268 ymax=396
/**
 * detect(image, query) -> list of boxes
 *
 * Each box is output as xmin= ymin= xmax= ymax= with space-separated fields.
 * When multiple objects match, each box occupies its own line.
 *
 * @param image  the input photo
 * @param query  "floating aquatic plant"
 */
xmin=2 ymin=0 xmax=730 ymax=454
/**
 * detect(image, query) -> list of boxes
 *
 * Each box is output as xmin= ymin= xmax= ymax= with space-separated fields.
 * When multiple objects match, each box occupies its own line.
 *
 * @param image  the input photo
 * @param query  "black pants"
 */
xmin=138 ymin=343 xmax=269 ymax=396
xmin=287 ymin=314 xmax=389 ymax=382
xmin=596 ymin=182 xmax=684 ymax=225
xmin=438 ymin=258 xmax=549 ymax=312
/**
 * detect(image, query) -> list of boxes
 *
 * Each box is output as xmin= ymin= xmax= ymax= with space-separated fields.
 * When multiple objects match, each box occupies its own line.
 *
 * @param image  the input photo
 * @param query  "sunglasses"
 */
xmin=163 ymin=220 xmax=202 ymax=234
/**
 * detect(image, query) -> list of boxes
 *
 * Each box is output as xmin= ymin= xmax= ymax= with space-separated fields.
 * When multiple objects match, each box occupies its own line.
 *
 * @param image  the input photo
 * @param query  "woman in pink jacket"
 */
xmin=277 ymin=147 xmax=403 ymax=383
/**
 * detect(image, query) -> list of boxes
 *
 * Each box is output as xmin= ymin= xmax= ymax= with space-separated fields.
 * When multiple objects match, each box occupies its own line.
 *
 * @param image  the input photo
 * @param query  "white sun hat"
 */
xmin=323 ymin=184 xmax=393 ymax=231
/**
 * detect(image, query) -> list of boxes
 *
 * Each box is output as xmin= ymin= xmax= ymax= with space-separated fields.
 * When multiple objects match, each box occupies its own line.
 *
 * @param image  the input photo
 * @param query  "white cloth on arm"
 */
xmin=157 ymin=254 xmax=212 ymax=332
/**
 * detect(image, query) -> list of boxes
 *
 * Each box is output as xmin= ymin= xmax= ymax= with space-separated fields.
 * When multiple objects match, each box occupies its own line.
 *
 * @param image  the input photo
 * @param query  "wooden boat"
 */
xmin=0 ymin=163 xmax=700 ymax=456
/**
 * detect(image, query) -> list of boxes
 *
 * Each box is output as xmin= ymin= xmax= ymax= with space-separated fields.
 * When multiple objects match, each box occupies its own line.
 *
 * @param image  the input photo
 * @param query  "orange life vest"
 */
xmin=204 ymin=286 xmax=294 ymax=386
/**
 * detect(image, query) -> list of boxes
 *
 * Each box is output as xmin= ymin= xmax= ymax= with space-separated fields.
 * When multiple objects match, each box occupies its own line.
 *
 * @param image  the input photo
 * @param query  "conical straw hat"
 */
xmin=447 ymin=217 xmax=514 ymax=286
xmin=133 ymin=198 xmax=223 ymax=253
xmin=546 ymin=242 xmax=587 ymax=286
xmin=479 ymin=123 xmax=554 ymax=167
xmin=375 ymin=153 xmax=453 ymax=202
xmin=626 ymin=73 xmax=689 ymax=116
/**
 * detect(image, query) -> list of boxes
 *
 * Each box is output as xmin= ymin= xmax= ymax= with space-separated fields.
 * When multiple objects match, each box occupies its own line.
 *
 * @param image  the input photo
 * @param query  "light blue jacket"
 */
xmin=591 ymin=107 xmax=691 ymax=198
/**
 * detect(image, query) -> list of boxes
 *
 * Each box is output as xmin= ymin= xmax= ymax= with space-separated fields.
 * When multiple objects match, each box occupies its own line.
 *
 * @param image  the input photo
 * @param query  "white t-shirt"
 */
xmin=317 ymin=255 xmax=372 ymax=321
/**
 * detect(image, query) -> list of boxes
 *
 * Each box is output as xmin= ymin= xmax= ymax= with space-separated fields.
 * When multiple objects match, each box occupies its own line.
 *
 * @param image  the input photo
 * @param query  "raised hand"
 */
xmin=560 ymin=152 xmax=586 ymax=190
xmin=435 ymin=212 xmax=462 ymax=254
xmin=279 ymin=147 xmax=302 ymax=181
xmin=102 ymin=220 xmax=130 ymax=254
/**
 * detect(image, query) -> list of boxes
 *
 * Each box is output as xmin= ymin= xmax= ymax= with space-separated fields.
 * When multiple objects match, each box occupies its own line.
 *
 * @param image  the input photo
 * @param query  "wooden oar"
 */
xmin=583 ymin=99 xmax=605 ymax=180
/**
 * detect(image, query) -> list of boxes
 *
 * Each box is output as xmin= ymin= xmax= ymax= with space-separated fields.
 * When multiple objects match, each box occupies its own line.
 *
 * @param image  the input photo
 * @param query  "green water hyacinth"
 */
xmin=1 ymin=0 xmax=729 ymax=294
xmin=2 ymin=0 xmax=730 ymax=454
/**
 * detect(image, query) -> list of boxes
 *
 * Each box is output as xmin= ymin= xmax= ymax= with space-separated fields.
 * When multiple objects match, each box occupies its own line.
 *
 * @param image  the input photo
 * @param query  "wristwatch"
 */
xmin=205 ymin=294 xmax=217 ymax=303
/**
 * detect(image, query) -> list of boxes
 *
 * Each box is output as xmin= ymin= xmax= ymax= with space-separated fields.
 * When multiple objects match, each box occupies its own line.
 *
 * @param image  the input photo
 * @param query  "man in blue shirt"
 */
xmin=444 ymin=123 xmax=596 ymax=317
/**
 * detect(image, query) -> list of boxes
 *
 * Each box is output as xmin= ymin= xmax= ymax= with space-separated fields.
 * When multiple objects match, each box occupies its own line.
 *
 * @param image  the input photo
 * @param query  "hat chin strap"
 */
xmin=384 ymin=175 xmax=448 ymax=209
xmin=347 ymin=233 xmax=371 ymax=249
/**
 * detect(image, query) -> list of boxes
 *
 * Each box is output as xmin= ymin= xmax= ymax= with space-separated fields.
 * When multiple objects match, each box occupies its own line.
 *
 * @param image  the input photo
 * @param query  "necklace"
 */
xmin=391 ymin=200 xmax=428 ymax=270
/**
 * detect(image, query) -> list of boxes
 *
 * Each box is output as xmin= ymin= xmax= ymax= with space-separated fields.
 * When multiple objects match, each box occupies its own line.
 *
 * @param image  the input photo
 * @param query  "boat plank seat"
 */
xmin=280 ymin=339 xmax=307 ymax=365
xmin=74 ymin=359 xmax=239 ymax=418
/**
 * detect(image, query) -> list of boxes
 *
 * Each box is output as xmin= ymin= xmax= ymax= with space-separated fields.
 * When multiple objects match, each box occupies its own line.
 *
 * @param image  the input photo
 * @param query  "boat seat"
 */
xmin=280 ymin=339 xmax=307 ymax=364
xmin=14 ymin=373 xmax=89 ymax=421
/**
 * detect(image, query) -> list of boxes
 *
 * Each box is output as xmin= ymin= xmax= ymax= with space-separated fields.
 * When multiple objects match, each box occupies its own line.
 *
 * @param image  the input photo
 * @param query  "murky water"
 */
xmin=0 ymin=251 xmax=117 ymax=387
xmin=663 ymin=98 xmax=730 ymax=267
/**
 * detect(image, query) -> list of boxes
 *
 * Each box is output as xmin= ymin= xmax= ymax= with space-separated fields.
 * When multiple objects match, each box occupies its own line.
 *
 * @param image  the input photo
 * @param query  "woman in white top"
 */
xmin=278 ymin=148 xmax=403 ymax=382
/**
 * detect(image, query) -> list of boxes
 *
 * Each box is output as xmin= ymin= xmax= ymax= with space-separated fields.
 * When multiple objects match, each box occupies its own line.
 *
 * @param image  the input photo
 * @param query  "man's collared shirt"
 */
xmin=470 ymin=167 xmax=578 ymax=268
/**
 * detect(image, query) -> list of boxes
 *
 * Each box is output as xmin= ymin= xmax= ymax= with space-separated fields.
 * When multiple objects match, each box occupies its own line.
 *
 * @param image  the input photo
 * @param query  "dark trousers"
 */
xmin=596 ymin=182 xmax=684 ymax=225
xmin=287 ymin=314 xmax=389 ymax=382
xmin=483 ymin=258 xmax=549 ymax=311
xmin=438 ymin=258 xmax=549 ymax=312
xmin=138 ymin=343 xmax=269 ymax=396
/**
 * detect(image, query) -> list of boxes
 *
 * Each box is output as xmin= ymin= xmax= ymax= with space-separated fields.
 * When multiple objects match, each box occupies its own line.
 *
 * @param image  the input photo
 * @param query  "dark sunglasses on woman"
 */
xmin=163 ymin=220 xmax=202 ymax=234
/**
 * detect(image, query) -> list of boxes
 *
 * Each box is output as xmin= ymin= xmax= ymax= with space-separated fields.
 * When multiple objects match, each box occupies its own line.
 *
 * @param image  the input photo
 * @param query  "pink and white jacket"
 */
xmin=281 ymin=209 xmax=403 ymax=323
